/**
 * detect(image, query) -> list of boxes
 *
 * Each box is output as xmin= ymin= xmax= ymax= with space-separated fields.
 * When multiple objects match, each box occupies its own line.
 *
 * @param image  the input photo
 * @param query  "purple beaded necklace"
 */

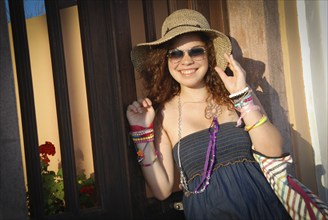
xmin=177 ymin=95 xmax=220 ymax=196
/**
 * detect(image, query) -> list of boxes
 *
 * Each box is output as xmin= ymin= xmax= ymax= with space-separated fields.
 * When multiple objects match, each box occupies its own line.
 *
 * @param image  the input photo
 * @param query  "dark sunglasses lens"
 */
xmin=168 ymin=50 xmax=184 ymax=59
xmin=189 ymin=48 xmax=206 ymax=57
xmin=168 ymin=47 xmax=206 ymax=63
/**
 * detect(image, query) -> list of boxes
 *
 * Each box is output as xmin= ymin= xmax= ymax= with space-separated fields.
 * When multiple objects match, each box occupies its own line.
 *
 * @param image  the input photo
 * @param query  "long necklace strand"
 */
xmin=177 ymin=95 xmax=220 ymax=196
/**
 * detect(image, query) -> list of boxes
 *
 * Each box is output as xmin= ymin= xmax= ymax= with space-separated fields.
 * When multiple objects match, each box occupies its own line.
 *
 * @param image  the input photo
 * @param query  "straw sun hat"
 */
xmin=131 ymin=9 xmax=232 ymax=72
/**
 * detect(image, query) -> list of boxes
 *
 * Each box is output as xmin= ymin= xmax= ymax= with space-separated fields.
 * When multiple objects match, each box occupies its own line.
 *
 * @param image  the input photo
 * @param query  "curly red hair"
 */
xmin=138 ymin=32 xmax=232 ymax=111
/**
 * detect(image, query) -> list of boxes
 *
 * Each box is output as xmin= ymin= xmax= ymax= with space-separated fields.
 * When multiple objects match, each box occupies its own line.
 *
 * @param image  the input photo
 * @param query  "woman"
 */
xmin=126 ymin=9 xmax=291 ymax=219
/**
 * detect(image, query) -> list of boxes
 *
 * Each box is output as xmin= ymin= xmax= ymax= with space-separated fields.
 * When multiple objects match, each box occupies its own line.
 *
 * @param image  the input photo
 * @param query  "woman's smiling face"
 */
xmin=167 ymin=33 xmax=209 ymax=90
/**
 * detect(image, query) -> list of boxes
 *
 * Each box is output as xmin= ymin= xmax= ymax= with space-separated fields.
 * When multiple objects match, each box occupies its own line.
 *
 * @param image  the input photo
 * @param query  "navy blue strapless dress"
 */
xmin=173 ymin=122 xmax=291 ymax=220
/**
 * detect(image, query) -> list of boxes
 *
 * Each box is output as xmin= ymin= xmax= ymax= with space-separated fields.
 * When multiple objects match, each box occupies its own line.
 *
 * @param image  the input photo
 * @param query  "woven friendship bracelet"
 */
xmin=234 ymin=93 xmax=253 ymax=110
xmin=130 ymin=128 xmax=154 ymax=138
xmin=130 ymin=124 xmax=154 ymax=144
xmin=130 ymin=123 xmax=153 ymax=132
xmin=236 ymin=104 xmax=261 ymax=127
xmin=233 ymin=89 xmax=261 ymax=127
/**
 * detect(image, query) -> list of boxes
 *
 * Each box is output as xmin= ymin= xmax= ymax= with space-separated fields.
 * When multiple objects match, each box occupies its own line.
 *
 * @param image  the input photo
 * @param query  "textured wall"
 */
xmin=226 ymin=0 xmax=320 ymax=193
xmin=227 ymin=0 xmax=291 ymax=153
xmin=0 ymin=0 xmax=28 ymax=219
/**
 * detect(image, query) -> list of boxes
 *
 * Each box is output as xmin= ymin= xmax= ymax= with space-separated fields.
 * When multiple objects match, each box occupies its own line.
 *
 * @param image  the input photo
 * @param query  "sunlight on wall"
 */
xmin=27 ymin=13 xmax=62 ymax=173
xmin=60 ymin=6 xmax=94 ymax=177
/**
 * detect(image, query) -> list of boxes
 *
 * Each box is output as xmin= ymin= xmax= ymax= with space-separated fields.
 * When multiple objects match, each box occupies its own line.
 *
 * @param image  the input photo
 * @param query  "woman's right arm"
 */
xmin=126 ymin=98 xmax=175 ymax=200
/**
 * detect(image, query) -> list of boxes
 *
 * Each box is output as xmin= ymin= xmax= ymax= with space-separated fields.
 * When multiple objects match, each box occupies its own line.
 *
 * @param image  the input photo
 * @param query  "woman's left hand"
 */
xmin=215 ymin=54 xmax=247 ymax=94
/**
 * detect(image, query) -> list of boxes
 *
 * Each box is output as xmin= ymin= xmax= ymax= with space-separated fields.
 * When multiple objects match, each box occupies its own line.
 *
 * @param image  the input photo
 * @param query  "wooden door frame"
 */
xmin=77 ymin=0 xmax=140 ymax=219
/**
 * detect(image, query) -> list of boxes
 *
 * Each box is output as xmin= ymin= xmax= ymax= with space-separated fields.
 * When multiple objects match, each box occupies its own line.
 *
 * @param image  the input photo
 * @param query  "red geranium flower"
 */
xmin=39 ymin=141 xmax=56 ymax=165
xmin=80 ymin=185 xmax=94 ymax=196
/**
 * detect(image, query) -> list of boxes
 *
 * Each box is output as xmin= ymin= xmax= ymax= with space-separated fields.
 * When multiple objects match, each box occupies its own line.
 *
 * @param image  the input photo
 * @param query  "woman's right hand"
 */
xmin=126 ymin=98 xmax=155 ymax=127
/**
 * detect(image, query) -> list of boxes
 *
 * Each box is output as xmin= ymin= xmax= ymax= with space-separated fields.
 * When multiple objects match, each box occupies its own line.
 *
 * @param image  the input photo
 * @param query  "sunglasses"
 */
xmin=167 ymin=47 xmax=207 ymax=64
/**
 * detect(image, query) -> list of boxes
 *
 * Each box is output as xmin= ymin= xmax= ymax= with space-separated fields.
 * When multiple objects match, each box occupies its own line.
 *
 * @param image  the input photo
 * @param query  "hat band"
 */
xmin=164 ymin=24 xmax=202 ymax=36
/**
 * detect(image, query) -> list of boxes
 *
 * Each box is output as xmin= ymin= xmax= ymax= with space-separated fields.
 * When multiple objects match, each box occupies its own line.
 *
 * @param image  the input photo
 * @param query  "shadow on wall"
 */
xmin=229 ymin=37 xmax=327 ymax=201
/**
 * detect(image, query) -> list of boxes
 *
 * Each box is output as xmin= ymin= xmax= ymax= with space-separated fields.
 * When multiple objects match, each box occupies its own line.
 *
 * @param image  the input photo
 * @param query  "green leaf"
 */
xmin=57 ymin=168 xmax=63 ymax=177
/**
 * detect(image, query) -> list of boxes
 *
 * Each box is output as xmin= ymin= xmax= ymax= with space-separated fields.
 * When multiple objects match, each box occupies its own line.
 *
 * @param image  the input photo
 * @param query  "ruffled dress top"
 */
xmin=173 ymin=122 xmax=291 ymax=220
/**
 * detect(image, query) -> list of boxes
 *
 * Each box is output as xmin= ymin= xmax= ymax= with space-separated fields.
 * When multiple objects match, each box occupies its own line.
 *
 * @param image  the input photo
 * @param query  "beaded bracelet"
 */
xmin=130 ymin=127 xmax=154 ymax=144
xmin=244 ymin=115 xmax=268 ymax=131
xmin=229 ymin=87 xmax=250 ymax=99
xmin=130 ymin=128 xmax=153 ymax=136
xmin=130 ymin=124 xmax=158 ymax=166
xmin=131 ymin=133 xmax=155 ymax=144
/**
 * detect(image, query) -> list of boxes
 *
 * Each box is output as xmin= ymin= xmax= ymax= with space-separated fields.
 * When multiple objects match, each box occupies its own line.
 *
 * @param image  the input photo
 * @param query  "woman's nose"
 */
xmin=180 ymin=52 xmax=193 ymax=64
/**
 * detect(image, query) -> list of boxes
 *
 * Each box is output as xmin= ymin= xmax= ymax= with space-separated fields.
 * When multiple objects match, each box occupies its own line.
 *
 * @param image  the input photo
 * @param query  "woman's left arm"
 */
xmin=240 ymin=92 xmax=283 ymax=156
xmin=215 ymin=54 xmax=283 ymax=157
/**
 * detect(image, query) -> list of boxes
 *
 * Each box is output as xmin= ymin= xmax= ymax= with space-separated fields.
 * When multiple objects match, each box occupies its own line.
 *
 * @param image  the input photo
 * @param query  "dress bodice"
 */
xmin=173 ymin=122 xmax=255 ymax=181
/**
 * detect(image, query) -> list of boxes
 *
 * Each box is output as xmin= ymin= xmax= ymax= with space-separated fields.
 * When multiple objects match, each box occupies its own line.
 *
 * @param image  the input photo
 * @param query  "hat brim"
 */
xmin=131 ymin=28 xmax=231 ymax=72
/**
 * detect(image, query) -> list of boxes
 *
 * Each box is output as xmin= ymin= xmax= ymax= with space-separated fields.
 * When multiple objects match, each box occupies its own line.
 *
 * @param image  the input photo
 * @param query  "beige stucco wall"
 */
xmin=9 ymin=14 xmax=62 ymax=181
xmin=60 ymin=6 xmax=94 ymax=176
xmin=27 ymin=13 xmax=62 ymax=173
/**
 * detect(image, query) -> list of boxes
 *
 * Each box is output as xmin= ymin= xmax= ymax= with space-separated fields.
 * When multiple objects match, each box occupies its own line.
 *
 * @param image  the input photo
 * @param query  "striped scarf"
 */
xmin=253 ymin=151 xmax=328 ymax=220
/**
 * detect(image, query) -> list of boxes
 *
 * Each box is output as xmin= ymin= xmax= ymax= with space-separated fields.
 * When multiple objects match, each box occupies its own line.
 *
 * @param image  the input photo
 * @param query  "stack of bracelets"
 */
xmin=130 ymin=124 xmax=158 ymax=167
xmin=229 ymin=87 xmax=268 ymax=131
